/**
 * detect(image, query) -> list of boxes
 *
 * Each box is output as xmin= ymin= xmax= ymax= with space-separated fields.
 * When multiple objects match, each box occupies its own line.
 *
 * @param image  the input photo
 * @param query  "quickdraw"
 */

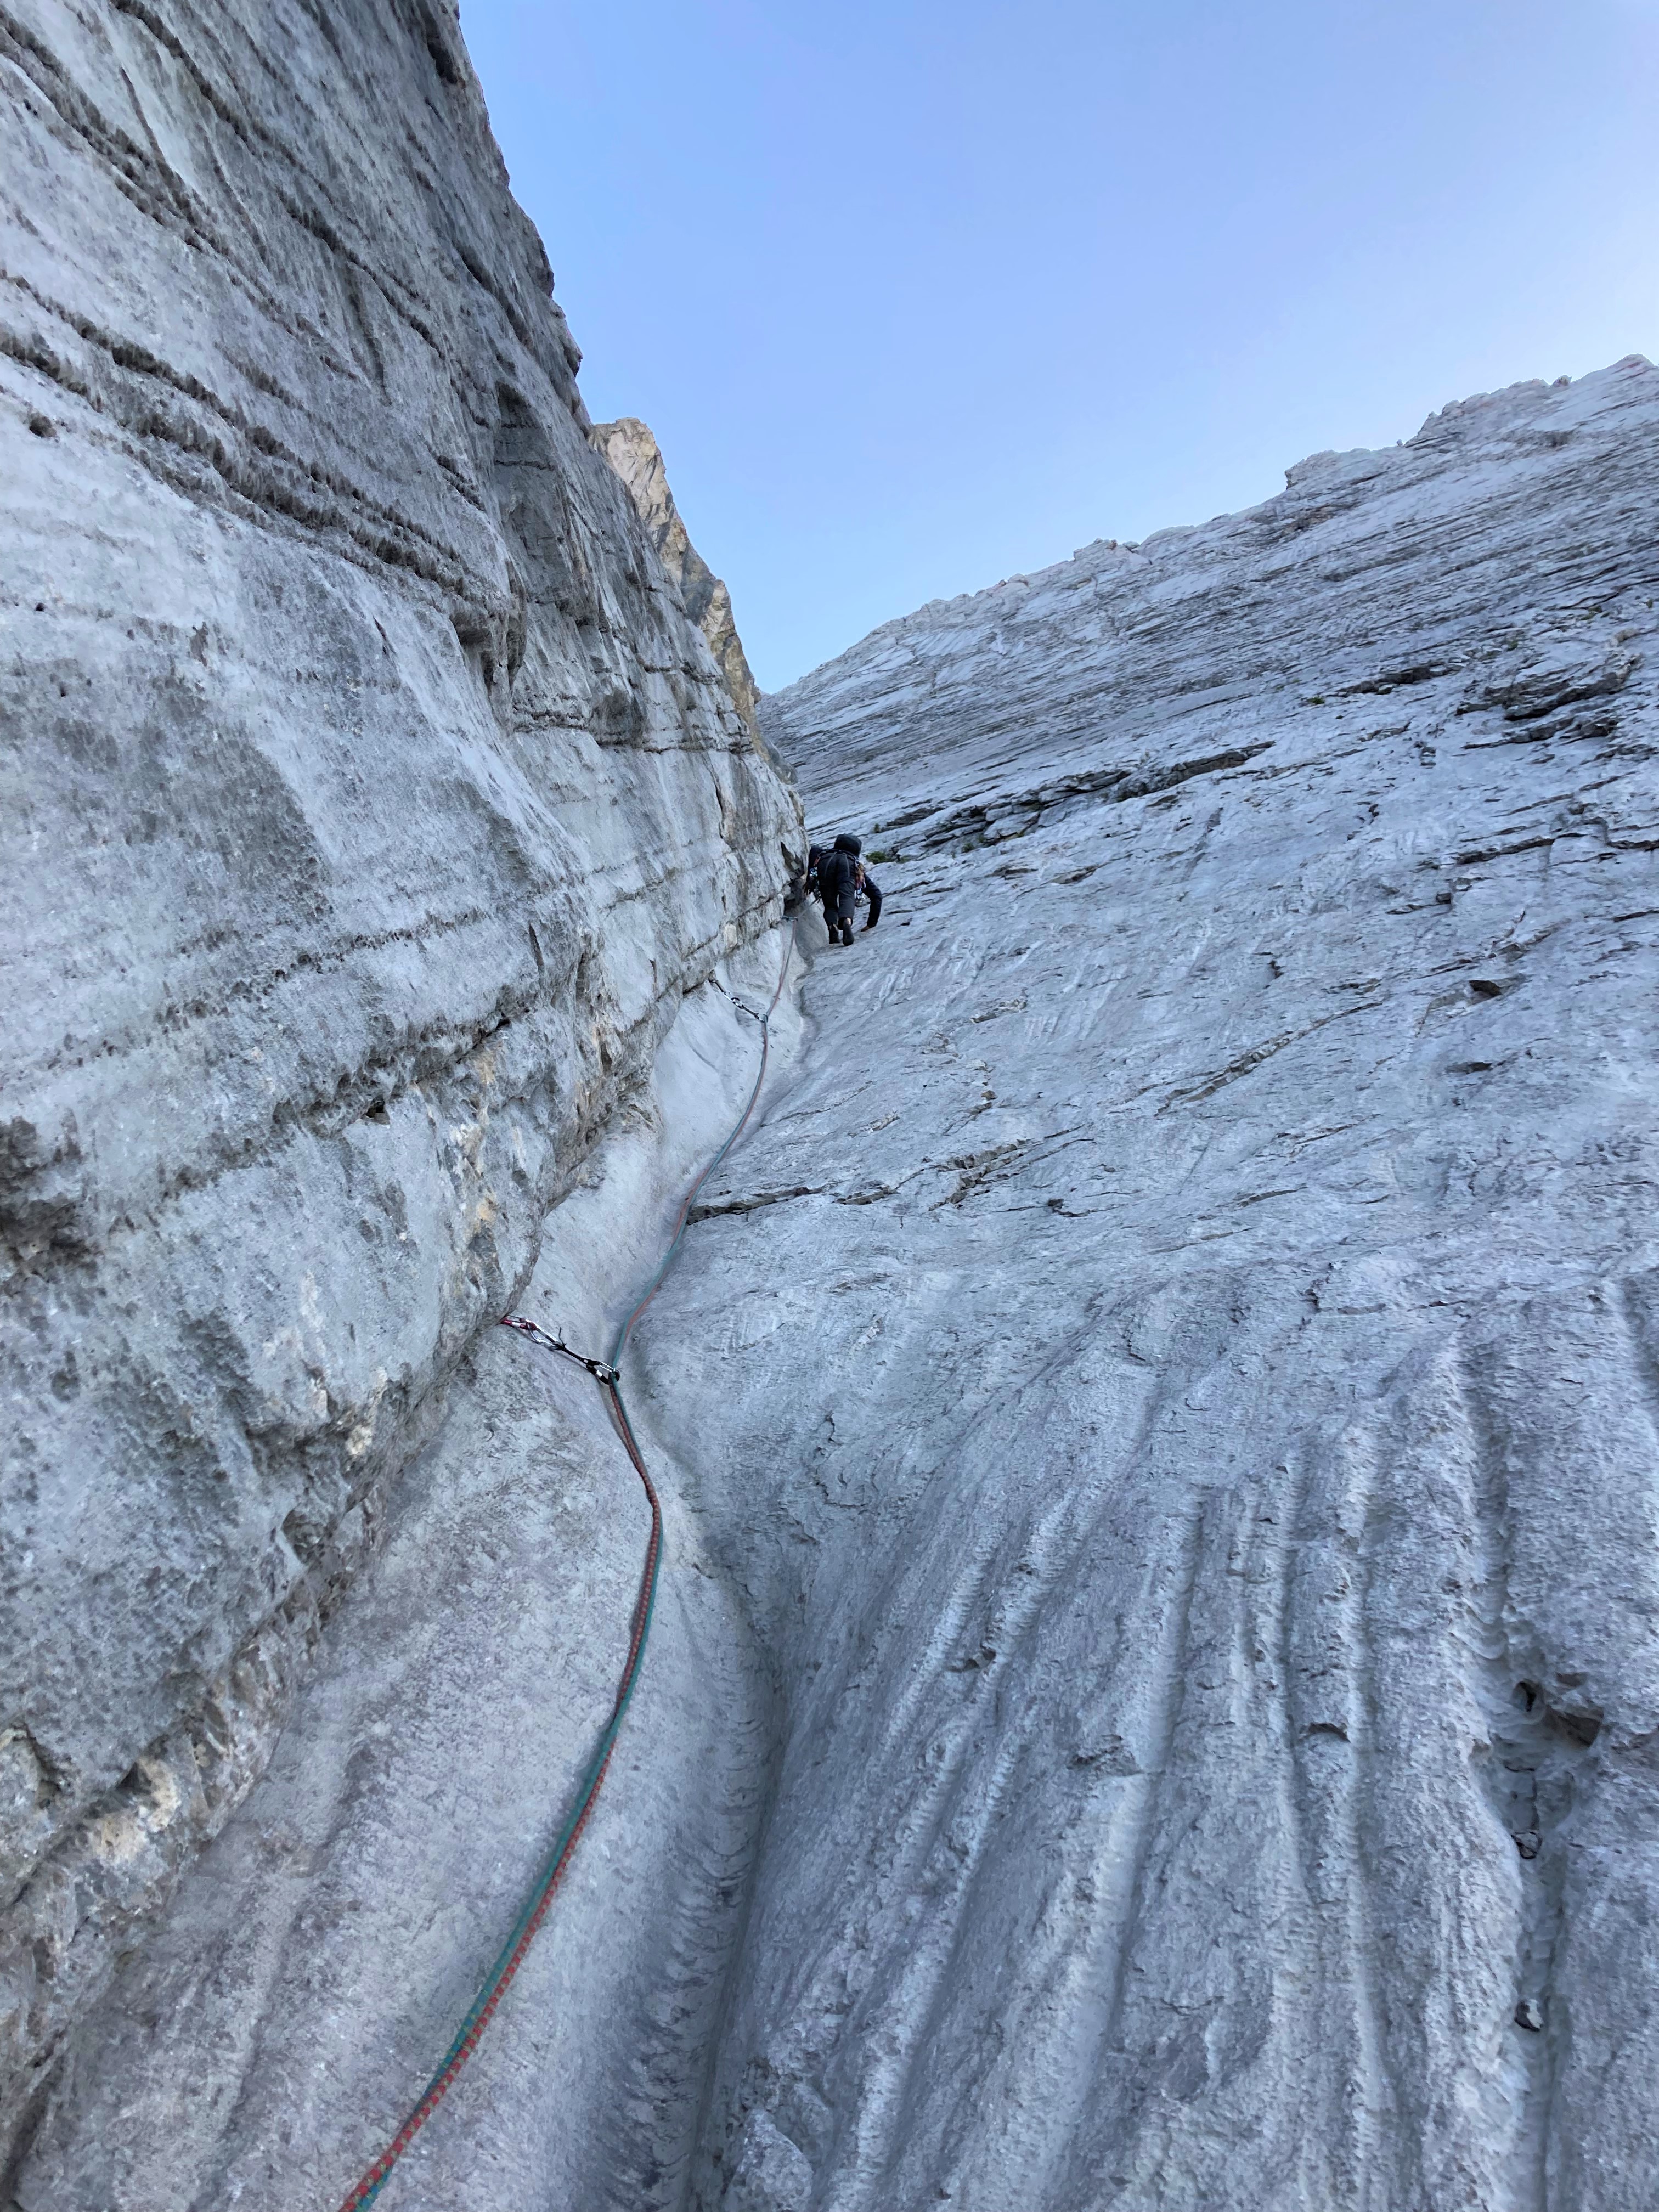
xmin=497 ymin=1313 xmax=620 ymax=1387
xmin=331 ymin=919 xmax=794 ymax=2210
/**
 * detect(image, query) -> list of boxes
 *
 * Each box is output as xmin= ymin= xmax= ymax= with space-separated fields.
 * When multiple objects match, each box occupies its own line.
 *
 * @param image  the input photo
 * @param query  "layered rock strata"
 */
xmin=760 ymin=359 xmax=1657 ymax=866
xmin=592 ymin=416 xmax=765 ymax=741
xmin=22 ymin=354 xmax=1659 ymax=2211
xmin=8 ymin=15 xmax=1659 ymax=2190
xmin=0 ymin=0 xmax=797 ymax=2164
xmin=12 ymin=961 xmax=807 ymax=2211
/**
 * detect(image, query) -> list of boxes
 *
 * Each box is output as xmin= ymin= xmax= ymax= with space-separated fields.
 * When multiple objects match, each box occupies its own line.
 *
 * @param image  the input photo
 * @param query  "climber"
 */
xmin=814 ymin=832 xmax=883 ymax=947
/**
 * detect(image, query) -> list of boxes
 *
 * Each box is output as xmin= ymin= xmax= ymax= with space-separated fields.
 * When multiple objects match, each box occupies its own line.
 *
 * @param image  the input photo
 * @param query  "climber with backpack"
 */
xmin=811 ymin=833 xmax=883 ymax=947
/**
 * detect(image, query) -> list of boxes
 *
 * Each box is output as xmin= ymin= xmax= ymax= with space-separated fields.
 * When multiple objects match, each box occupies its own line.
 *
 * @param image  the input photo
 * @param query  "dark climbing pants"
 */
xmin=821 ymin=892 xmax=854 ymax=945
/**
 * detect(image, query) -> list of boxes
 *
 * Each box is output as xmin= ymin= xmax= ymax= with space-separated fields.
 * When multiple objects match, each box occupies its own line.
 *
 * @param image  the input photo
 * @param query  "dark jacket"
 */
xmin=817 ymin=842 xmax=882 ymax=927
xmin=816 ymin=844 xmax=859 ymax=911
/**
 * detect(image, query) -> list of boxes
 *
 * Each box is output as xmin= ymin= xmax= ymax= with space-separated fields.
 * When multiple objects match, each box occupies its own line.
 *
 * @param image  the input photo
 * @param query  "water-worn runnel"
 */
xmin=30 ymin=358 xmax=1659 ymax=2209
xmin=651 ymin=603 xmax=1659 ymax=2207
xmin=7 ymin=0 xmax=1659 ymax=2196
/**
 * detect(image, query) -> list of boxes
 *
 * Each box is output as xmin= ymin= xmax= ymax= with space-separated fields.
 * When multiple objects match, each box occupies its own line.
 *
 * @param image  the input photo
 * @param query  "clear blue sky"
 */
xmin=460 ymin=0 xmax=1659 ymax=691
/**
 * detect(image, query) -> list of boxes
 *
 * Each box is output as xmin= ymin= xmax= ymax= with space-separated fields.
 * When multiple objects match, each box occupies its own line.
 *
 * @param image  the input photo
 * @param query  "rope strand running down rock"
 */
xmin=332 ymin=924 xmax=795 ymax=2211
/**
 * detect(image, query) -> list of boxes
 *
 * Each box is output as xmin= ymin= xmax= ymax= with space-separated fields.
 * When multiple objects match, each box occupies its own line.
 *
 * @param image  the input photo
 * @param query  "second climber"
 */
xmin=811 ymin=833 xmax=883 ymax=947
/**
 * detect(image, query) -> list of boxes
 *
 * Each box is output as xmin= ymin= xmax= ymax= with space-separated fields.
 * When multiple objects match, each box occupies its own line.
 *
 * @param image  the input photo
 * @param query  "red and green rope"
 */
xmin=332 ymin=922 xmax=794 ymax=2210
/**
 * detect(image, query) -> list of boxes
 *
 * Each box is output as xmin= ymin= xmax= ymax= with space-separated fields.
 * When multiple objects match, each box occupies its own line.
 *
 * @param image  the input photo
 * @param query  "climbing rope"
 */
xmin=332 ymin=921 xmax=795 ymax=2211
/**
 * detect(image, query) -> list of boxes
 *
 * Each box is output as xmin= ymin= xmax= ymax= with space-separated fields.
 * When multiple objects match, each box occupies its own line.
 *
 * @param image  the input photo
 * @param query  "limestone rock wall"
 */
xmin=0 ymin=0 xmax=798 ymax=2155
xmin=591 ymin=415 xmax=765 ymax=740
xmin=712 ymin=357 xmax=1659 ymax=2209
xmin=760 ymin=358 xmax=1658 ymax=862
xmin=7 ymin=7 xmax=1659 ymax=2192
xmin=29 ymin=357 xmax=1652 ymax=2212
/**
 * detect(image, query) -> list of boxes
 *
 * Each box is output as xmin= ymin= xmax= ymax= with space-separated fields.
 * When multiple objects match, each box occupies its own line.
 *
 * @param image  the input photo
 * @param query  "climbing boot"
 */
xmin=841 ymin=922 xmax=854 ymax=946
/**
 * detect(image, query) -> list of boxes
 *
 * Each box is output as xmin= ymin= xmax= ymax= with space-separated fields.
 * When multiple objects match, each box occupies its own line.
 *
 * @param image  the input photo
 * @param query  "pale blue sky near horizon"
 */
xmin=459 ymin=0 xmax=1659 ymax=692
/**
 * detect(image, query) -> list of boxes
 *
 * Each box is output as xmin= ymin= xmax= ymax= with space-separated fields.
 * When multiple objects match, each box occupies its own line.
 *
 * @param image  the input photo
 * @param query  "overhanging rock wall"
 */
xmin=0 ymin=0 xmax=798 ymax=2149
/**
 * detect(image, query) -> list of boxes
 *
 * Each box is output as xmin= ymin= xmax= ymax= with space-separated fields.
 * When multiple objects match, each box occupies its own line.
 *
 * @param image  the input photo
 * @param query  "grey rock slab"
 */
xmin=22 ymin=348 xmax=1659 ymax=2198
xmin=685 ymin=364 xmax=1657 ymax=2207
xmin=760 ymin=357 xmax=1657 ymax=868
xmin=9 ymin=13 xmax=1659 ymax=2194
xmin=14 ymin=952 xmax=805 ymax=2211
xmin=0 ymin=0 xmax=798 ymax=2153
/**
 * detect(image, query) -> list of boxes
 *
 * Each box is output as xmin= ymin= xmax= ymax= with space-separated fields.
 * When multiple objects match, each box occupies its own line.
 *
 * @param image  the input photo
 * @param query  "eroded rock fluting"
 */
xmin=0 ymin=0 xmax=797 ymax=2166
xmin=679 ymin=357 xmax=1658 ymax=2211
xmin=8 ymin=3 xmax=1659 ymax=2203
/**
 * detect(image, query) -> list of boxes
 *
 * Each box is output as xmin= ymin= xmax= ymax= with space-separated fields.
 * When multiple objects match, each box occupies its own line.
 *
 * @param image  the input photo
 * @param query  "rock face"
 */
xmin=19 ymin=336 xmax=1659 ymax=2209
xmin=8 ymin=17 xmax=1659 ymax=2194
xmin=592 ymin=416 xmax=765 ymax=740
xmin=10 ymin=966 xmax=809 ymax=2212
xmin=0 ymin=0 xmax=797 ymax=2166
xmin=704 ymin=357 xmax=1657 ymax=2210
xmin=759 ymin=359 xmax=1657 ymax=866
